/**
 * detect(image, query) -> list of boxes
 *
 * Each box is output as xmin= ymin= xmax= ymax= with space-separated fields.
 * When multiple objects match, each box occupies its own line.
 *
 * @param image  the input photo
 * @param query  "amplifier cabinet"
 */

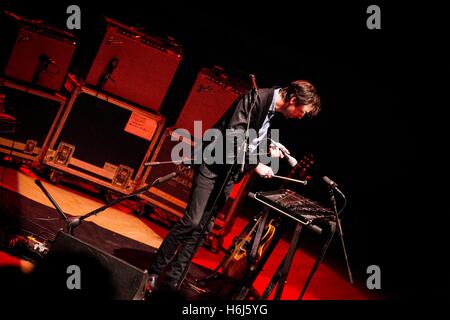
xmin=175 ymin=67 xmax=249 ymax=138
xmin=0 ymin=78 xmax=66 ymax=162
xmin=85 ymin=17 xmax=182 ymax=112
xmin=138 ymin=128 xmax=251 ymax=239
xmin=1 ymin=11 xmax=77 ymax=92
xmin=41 ymin=77 xmax=165 ymax=194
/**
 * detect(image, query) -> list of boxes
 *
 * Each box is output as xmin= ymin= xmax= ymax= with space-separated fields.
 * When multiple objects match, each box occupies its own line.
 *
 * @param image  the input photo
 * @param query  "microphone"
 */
xmin=269 ymin=139 xmax=290 ymax=155
xmin=47 ymin=57 xmax=57 ymax=65
xmin=38 ymin=54 xmax=58 ymax=69
xmin=33 ymin=54 xmax=57 ymax=83
xmin=322 ymin=176 xmax=338 ymax=189
xmin=106 ymin=57 xmax=119 ymax=73
xmin=153 ymin=172 xmax=177 ymax=186
xmin=38 ymin=54 xmax=52 ymax=65
xmin=249 ymin=74 xmax=258 ymax=92
xmin=144 ymin=161 xmax=163 ymax=166
xmin=322 ymin=176 xmax=345 ymax=197
xmin=283 ymin=152 xmax=297 ymax=167
xmin=269 ymin=139 xmax=298 ymax=167
xmin=97 ymin=57 xmax=119 ymax=89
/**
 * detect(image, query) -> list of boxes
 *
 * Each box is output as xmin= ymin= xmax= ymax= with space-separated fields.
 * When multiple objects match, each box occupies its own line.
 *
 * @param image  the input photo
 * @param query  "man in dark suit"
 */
xmin=146 ymin=80 xmax=321 ymax=293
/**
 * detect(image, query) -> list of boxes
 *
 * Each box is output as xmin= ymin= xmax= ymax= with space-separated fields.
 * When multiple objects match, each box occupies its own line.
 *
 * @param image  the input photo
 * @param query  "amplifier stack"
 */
xmin=1 ymin=12 xmax=184 ymax=195
xmin=0 ymin=10 xmax=253 ymax=251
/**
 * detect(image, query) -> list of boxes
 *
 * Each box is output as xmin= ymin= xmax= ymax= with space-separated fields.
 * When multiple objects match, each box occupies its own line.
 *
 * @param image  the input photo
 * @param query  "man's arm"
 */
xmin=226 ymin=90 xmax=256 ymax=131
xmin=226 ymin=91 xmax=280 ymax=178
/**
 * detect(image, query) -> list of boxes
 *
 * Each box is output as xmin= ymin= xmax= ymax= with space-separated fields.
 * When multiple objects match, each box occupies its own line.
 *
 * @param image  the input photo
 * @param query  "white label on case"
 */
xmin=124 ymin=112 xmax=157 ymax=141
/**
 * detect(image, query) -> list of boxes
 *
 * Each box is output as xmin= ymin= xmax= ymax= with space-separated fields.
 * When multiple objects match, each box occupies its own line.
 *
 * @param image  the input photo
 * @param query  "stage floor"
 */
xmin=0 ymin=165 xmax=163 ymax=249
xmin=0 ymin=164 xmax=369 ymax=300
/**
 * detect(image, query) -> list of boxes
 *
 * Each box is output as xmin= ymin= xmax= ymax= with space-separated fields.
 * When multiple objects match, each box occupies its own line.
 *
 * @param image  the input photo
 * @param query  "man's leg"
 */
xmin=164 ymin=171 xmax=235 ymax=284
xmin=148 ymin=164 xmax=217 ymax=278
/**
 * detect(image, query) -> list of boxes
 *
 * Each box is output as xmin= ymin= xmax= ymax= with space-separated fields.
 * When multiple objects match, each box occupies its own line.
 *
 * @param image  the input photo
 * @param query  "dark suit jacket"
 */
xmin=202 ymin=87 xmax=277 ymax=181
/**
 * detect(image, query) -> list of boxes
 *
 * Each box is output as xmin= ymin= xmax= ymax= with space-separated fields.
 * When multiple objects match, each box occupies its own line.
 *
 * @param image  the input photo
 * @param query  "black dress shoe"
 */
xmin=157 ymin=276 xmax=179 ymax=291
xmin=155 ymin=280 xmax=188 ymax=301
xmin=144 ymin=273 xmax=159 ymax=298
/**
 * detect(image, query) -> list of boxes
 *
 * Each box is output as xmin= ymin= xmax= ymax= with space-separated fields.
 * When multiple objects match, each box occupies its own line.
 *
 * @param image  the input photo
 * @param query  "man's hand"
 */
xmin=255 ymin=163 xmax=274 ymax=178
xmin=269 ymin=144 xmax=284 ymax=159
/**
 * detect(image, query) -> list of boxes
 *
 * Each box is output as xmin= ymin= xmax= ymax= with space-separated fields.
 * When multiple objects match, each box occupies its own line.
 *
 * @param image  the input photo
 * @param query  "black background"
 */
xmin=1 ymin=0 xmax=446 ymax=299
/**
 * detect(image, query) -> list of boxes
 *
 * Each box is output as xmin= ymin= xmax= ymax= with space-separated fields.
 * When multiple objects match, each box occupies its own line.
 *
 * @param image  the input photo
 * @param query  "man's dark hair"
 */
xmin=282 ymin=80 xmax=321 ymax=116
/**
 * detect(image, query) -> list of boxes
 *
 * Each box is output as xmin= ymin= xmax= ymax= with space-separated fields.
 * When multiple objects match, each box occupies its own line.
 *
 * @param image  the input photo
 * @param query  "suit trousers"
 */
xmin=148 ymin=163 xmax=235 ymax=283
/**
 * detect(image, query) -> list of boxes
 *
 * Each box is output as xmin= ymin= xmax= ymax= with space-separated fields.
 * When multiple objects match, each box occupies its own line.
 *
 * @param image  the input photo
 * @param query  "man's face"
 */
xmin=283 ymin=98 xmax=313 ymax=119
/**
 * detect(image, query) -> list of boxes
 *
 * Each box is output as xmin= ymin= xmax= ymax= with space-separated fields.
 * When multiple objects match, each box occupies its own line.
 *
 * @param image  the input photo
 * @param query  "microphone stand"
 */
xmin=176 ymin=77 xmax=259 ymax=290
xmin=295 ymin=186 xmax=353 ymax=300
xmin=34 ymin=171 xmax=180 ymax=235
xmin=328 ymin=187 xmax=354 ymax=284
xmin=240 ymin=80 xmax=258 ymax=173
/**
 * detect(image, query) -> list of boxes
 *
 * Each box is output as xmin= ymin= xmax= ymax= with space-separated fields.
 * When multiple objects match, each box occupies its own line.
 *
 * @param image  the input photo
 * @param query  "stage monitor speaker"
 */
xmin=36 ymin=231 xmax=148 ymax=300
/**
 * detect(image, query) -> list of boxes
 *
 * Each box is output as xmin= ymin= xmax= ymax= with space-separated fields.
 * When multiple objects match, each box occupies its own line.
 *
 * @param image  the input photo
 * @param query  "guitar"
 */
xmin=222 ymin=217 xmax=276 ymax=280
